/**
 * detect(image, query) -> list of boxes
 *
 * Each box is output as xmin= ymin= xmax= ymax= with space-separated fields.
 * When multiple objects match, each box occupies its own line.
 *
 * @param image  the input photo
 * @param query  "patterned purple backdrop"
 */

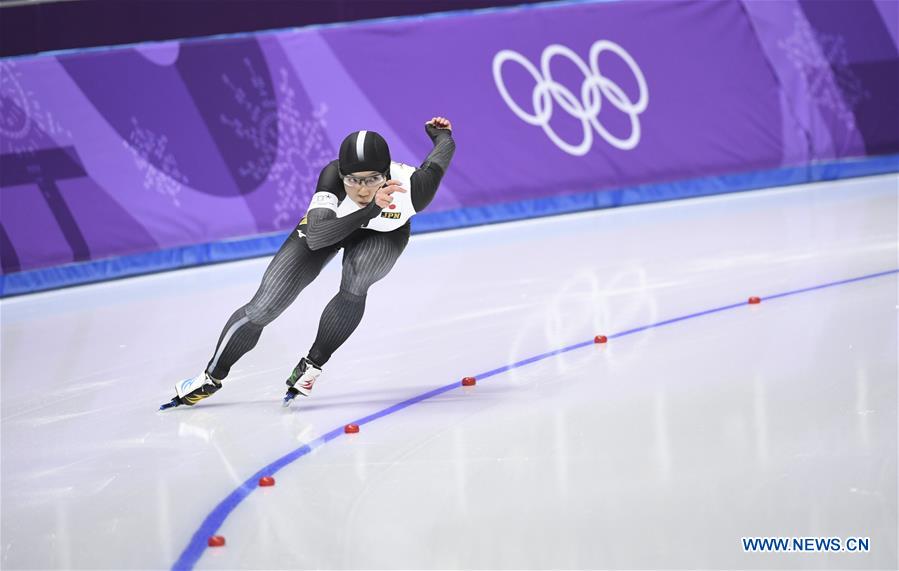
xmin=1 ymin=0 xmax=896 ymax=277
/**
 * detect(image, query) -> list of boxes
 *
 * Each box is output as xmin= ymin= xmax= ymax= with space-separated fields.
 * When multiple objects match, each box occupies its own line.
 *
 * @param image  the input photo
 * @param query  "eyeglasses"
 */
xmin=341 ymin=173 xmax=386 ymax=188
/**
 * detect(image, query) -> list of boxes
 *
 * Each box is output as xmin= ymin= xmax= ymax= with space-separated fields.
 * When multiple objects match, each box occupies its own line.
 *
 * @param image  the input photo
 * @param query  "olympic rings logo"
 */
xmin=492 ymin=40 xmax=649 ymax=156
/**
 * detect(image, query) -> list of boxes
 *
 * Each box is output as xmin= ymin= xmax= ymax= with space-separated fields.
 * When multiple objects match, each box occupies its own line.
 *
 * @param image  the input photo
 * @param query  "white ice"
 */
xmin=2 ymin=174 xmax=897 ymax=569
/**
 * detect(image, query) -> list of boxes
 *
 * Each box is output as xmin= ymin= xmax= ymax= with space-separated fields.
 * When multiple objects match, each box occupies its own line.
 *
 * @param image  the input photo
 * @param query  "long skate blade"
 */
xmin=159 ymin=397 xmax=181 ymax=411
xmin=282 ymin=389 xmax=300 ymax=407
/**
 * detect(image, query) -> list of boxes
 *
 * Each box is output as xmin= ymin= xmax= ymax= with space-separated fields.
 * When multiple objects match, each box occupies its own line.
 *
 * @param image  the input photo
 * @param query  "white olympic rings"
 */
xmin=492 ymin=40 xmax=649 ymax=156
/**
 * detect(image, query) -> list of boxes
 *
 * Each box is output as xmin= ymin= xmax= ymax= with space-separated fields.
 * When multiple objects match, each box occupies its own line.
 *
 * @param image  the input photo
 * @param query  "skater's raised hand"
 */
xmin=425 ymin=116 xmax=452 ymax=140
xmin=374 ymin=180 xmax=406 ymax=209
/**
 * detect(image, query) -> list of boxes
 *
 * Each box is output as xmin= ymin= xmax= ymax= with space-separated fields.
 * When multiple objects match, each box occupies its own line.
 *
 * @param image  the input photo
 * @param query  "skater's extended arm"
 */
xmin=305 ymin=204 xmax=383 ymax=250
xmin=411 ymin=118 xmax=456 ymax=213
xmin=304 ymin=162 xmax=384 ymax=250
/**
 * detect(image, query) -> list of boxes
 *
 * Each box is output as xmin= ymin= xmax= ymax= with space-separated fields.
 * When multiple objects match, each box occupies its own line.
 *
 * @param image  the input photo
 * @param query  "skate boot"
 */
xmin=283 ymin=357 xmax=323 ymax=407
xmin=159 ymin=371 xmax=223 ymax=411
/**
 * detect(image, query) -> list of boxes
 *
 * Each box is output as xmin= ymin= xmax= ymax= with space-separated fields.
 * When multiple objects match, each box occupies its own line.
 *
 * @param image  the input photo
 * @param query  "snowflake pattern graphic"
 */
xmin=778 ymin=9 xmax=869 ymax=136
xmin=124 ymin=117 xmax=190 ymax=207
xmin=220 ymin=59 xmax=332 ymax=228
xmin=0 ymin=60 xmax=72 ymax=154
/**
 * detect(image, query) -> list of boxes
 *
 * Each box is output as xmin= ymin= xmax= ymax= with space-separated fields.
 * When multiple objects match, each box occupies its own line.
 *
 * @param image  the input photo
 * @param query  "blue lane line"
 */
xmin=761 ymin=268 xmax=899 ymax=300
xmin=172 ymin=267 xmax=898 ymax=570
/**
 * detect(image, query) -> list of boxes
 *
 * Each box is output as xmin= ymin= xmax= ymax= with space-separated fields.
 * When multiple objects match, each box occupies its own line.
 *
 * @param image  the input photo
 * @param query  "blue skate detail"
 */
xmin=282 ymin=388 xmax=301 ymax=407
xmin=159 ymin=396 xmax=181 ymax=411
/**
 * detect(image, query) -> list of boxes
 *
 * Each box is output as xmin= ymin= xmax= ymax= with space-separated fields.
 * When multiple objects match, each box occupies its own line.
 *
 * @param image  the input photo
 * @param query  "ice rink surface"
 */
xmin=2 ymin=174 xmax=897 ymax=570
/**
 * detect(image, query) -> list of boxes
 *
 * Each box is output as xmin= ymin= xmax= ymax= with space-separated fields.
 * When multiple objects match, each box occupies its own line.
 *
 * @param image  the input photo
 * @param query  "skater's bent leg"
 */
xmin=307 ymin=228 xmax=409 ymax=366
xmin=306 ymin=289 xmax=366 ymax=367
xmin=205 ymin=306 xmax=263 ymax=381
xmin=206 ymin=232 xmax=337 ymax=379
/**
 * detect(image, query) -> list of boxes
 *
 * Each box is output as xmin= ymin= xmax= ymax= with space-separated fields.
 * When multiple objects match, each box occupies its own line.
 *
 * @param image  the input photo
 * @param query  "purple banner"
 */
xmin=1 ymin=0 xmax=896 ymax=276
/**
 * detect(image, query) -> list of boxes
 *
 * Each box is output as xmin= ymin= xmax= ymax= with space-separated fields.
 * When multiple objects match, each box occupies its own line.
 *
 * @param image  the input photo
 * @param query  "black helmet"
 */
xmin=338 ymin=130 xmax=391 ymax=175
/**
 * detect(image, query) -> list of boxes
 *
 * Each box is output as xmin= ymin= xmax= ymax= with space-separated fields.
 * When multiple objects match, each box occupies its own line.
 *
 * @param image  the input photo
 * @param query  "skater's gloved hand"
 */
xmin=425 ymin=116 xmax=452 ymax=141
xmin=374 ymin=180 xmax=406 ymax=209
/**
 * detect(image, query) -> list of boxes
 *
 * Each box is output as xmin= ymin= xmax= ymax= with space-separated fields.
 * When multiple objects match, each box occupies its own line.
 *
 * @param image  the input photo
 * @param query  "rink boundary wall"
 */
xmin=1 ymin=153 xmax=896 ymax=297
xmin=3 ymin=0 xmax=898 ymax=292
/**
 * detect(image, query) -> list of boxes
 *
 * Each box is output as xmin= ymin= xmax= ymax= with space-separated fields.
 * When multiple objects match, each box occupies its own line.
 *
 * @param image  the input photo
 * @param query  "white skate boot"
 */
xmin=159 ymin=371 xmax=223 ymax=410
xmin=283 ymin=357 xmax=323 ymax=407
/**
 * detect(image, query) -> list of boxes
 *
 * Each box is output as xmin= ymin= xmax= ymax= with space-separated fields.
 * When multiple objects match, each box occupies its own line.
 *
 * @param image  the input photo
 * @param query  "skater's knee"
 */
xmin=245 ymin=305 xmax=276 ymax=326
xmin=244 ymin=296 xmax=293 ymax=325
xmin=336 ymin=287 xmax=367 ymax=303
xmin=340 ymin=272 xmax=381 ymax=297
